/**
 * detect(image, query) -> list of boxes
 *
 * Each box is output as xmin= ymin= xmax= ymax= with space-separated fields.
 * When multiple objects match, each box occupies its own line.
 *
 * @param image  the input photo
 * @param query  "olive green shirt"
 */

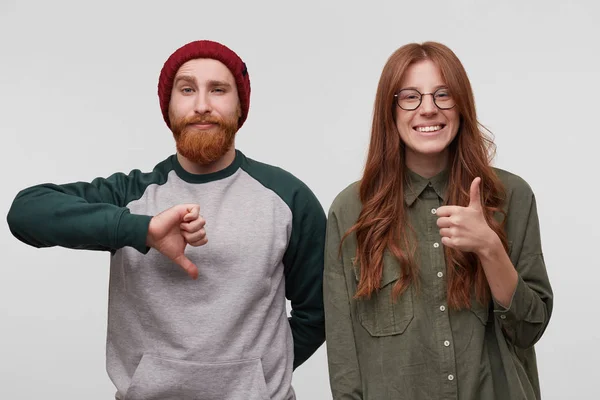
xmin=324 ymin=168 xmax=553 ymax=400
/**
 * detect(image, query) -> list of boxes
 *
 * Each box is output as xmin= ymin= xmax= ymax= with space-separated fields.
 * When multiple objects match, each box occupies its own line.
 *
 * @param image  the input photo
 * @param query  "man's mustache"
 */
xmin=184 ymin=116 xmax=222 ymax=126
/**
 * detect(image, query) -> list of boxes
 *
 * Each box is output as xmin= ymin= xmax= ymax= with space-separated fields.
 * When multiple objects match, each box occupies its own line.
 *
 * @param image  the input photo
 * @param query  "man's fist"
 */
xmin=146 ymin=204 xmax=207 ymax=279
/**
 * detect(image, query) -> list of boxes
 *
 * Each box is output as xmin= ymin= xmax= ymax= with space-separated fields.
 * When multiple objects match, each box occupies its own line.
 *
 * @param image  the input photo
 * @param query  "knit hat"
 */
xmin=158 ymin=40 xmax=251 ymax=129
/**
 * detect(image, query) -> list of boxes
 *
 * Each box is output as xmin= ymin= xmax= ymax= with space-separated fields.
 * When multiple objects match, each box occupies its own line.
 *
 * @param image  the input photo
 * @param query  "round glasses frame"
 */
xmin=394 ymin=88 xmax=456 ymax=111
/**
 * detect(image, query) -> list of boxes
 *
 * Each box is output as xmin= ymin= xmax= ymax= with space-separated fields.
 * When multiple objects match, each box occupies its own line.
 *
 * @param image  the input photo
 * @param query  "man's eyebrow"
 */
xmin=207 ymin=80 xmax=233 ymax=88
xmin=173 ymin=76 xmax=233 ymax=88
xmin=173 ymin=75 xmax=197 ymax=85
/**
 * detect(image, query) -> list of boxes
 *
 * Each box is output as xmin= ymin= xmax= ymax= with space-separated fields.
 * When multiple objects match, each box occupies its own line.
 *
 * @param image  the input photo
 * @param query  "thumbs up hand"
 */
xmin=435 ymin=177 xmax=496 ymax=254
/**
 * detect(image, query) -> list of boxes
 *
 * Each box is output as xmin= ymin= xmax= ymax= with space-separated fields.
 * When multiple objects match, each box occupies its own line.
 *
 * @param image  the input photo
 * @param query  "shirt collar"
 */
xmin=404 ymin=168 xmax=449 ymax=206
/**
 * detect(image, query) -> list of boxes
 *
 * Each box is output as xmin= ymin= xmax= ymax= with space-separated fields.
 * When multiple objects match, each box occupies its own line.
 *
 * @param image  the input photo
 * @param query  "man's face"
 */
xmin=168 ymin=58 xmax=241 ymax=165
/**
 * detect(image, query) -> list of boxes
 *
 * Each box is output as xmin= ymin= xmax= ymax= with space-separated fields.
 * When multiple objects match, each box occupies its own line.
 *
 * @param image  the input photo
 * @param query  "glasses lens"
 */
xmin=433 ymin=89 xmax=455 ymax=109
xmin=397 ymin=89 xmax=421 ymax=110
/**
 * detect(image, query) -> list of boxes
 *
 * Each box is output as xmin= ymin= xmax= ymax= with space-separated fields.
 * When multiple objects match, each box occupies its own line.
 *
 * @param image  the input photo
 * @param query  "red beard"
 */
xmin=170 ymin=113 xmax=239 ymax=165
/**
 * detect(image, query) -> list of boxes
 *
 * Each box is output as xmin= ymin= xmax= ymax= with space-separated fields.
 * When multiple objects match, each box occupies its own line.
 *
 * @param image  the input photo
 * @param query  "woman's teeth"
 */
xmin=416 ymin=125 xmax=443 ymax=132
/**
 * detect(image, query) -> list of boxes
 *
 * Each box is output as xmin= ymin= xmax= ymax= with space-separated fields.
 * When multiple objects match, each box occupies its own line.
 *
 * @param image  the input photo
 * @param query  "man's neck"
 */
xmin=177 ymin=147 xmax=236 ymax=175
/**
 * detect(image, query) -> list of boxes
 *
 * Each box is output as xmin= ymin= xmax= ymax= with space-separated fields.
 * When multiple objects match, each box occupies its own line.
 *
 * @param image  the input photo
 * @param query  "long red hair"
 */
xmin=343 ymin=42 xmax=508 ymax=309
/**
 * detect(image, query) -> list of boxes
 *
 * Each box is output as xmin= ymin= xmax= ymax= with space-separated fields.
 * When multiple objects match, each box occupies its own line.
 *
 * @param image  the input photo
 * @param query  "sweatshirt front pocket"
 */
xmin=124 ymin=354 xmax=270 ymax=400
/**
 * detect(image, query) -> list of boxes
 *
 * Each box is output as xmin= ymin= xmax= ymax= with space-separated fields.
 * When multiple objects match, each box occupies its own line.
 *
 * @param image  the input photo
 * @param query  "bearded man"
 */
xmin=7 ymin=40 xmax=326 ymax=400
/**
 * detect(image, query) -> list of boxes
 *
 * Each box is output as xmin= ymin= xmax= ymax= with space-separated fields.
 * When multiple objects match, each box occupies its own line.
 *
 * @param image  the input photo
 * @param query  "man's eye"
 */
xmin=212 ymin=88 xmax=225 ymax=93
xmin=182 ymin=87 xmax=194 ymax=94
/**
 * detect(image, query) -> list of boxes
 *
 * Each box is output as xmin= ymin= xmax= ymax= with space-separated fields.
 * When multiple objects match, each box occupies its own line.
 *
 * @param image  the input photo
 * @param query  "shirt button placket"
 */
xmin=429 ymin=197 xmax=454 ymax=396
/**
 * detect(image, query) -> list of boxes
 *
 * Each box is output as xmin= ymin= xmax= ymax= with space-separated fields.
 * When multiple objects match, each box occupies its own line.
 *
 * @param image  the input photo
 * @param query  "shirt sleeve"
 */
xmin=6 ymin=170 xmax=153 ymax=254
xmin=283 ymin=184 xmax=327 ymax=369
xmin=493 ymin=191 xmax=553 ymax=349
xmin=323 ymin=208 xmax=363 ymax=399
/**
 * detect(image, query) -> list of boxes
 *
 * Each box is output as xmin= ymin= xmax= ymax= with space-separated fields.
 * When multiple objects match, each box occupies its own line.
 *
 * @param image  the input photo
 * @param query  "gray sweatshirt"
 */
xmin=7 ymin=150 xmax=326 ymax=400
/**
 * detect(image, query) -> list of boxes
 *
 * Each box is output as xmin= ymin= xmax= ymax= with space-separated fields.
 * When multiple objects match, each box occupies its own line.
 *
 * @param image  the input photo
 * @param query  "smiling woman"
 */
xmin=323 ymin=42 xmax=553 ymax=400
xmin=394 ymin=59 xmax=460 ymax=177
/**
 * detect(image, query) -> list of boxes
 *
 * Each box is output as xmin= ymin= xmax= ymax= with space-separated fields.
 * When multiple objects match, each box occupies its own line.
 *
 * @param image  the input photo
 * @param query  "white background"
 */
xmin=1 ymin=0 xmax=598 ymax=398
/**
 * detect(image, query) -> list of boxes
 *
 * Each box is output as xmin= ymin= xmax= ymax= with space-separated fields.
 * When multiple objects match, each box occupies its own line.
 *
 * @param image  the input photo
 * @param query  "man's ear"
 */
xmin=167 ymin=104 xmax=174 ymax=127
xmin=236 ymin=103 xmax=243 ymax=126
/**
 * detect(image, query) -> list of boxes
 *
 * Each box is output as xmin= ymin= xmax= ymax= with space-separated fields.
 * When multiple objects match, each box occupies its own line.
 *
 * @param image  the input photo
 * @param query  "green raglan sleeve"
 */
xmin=283 ymin=183 xmax=327 ymax=369
xmin=6 ymin=169 xmax=155 ymax=254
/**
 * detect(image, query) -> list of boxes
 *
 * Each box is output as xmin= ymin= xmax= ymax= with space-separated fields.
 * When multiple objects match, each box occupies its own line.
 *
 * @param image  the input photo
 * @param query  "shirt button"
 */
xmin=500 ymin=314 xmax=507 ymax=320
xmin=448 ymin=374 xmax=454 ymax=381
xmin=437 ymin=272 xmax=443 ymax=278
xmin=428 ymin=182 xmax=433 ymax=187
xmin=431 ymin=208 xmax=437 ymax=214
xmin=440 ymin=305 xmax=446 ymax=312
xmin=433 ymin=242 xmax=440 ymax=248
xmin=444 ymin=340 xmax=450 ymax=347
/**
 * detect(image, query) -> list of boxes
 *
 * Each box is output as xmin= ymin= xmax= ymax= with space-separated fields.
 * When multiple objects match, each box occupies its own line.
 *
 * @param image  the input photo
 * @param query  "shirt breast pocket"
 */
xmin=352 ymin=253 xmax=414 ymax=337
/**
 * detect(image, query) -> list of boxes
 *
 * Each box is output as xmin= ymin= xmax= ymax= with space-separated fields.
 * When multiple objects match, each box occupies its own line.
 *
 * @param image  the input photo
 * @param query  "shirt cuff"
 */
xmin=492 ymin=275 xmax=525 ymax=323
xmin=115 ymin=210 xmax=152 ymax=254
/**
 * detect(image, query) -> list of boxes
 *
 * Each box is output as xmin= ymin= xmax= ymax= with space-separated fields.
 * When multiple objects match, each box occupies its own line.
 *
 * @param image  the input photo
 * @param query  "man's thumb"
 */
xmin=173 ymin=254 xmax=199 ymax=280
